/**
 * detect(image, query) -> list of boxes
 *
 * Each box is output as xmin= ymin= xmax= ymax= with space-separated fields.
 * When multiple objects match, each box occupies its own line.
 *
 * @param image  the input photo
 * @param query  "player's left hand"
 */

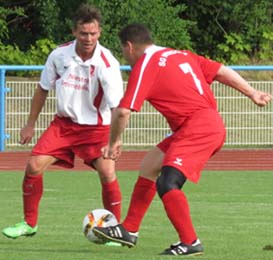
xmin=250 ymin=90 xmax=272 ymax=107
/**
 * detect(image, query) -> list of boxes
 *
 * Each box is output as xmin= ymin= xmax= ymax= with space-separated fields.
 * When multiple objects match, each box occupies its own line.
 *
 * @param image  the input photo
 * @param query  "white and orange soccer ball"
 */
xmin=82 ymin=209 xmax=118 ymax=244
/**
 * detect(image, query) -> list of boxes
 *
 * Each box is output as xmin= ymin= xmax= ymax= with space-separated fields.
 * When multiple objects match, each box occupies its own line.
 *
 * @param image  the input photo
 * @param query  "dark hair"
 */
xmin=118 ymin=23 xmax=153 ymax=45
xmin=73 ymin=4 xmax=102 ymax=28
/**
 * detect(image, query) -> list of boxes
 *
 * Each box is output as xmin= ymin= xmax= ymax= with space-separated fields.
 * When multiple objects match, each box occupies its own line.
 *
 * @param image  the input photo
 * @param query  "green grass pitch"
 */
xmin=0 ymin=170 xmax=272 ymax=260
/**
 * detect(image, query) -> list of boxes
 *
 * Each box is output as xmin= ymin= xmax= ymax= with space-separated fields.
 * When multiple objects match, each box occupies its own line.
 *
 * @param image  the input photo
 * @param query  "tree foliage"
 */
xmin=91 ymin=0 xmax=192 ymax=60
xmin=178 ymin=0 xmax=273 ymax=64
xmin=0 ymin=0 xmax=272 ymax=66
xmin=0 ymin=0 xmax=58 ymax=65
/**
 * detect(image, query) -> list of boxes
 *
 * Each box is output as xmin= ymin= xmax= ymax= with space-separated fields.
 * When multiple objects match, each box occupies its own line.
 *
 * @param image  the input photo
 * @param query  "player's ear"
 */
xmin=97 ymin=26 xmax=102 ymax=37
xmin=127 ymin=41 xmax=134 ymax=53
xmin=121 ymin=41 xmax=132 ymax=53
xmin=71 ymin=23 xmax=78 ymax=37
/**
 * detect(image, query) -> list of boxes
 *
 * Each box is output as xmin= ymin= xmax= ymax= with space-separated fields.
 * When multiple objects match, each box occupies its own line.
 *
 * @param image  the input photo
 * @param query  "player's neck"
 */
xmin=78 ymin=51 xmax=94 ymax=62
xmin=76 ymin=45 xmax=96 ymax=62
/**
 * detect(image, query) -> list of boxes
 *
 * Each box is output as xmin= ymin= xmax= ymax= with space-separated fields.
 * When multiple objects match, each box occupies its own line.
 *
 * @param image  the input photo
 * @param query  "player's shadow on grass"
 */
xmin=263 ymin=245 xmax=273 ymax=251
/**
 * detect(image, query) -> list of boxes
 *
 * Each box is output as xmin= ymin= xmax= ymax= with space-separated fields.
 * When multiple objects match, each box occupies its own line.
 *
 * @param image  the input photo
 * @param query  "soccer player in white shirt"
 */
xmin=2 ymin=4 xmax=123 ymax=240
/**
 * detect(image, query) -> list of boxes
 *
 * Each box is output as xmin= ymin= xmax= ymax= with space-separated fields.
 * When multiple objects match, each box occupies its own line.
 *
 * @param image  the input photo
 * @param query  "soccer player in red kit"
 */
xmin=2 ymin=4 xmax=123 ymax=242
xmin=93 ymin=23 xmax=272 ymax=255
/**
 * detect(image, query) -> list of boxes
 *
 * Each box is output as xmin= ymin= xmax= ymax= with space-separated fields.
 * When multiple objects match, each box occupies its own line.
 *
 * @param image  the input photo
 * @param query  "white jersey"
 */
xmin=39 ymin=40 xmax=123 ymax=125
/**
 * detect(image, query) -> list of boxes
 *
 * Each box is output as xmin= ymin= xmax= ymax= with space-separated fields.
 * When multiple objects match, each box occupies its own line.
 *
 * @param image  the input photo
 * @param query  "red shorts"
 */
xmin=32 ymin=116 xmax=110 ymax=168
xmin=157 ymin=109 xmax=226 ymax=183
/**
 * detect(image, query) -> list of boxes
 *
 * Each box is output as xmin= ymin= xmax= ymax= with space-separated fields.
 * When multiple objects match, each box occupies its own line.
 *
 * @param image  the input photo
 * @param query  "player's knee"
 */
xmin=156 ymin=166 xmax=186 ymax=198
xmin=96 ymin=166 xmax=116 ymax=183
xmin=98 ymin=172 xmax=117 ymax=184
xmin=25 ymin=157 xmax=45 ymax=174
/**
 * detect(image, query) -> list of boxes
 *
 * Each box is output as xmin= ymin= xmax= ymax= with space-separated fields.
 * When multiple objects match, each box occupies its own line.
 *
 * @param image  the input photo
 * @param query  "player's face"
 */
xmin=73 ymin=21 xmax=101 ymax=60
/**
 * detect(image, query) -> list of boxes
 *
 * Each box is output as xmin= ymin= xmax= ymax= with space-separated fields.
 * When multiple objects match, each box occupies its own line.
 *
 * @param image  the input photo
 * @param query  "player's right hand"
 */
xmin=20 ymin=125 xmax=35 ymax=144
xmin=102 ymin=141 xmax=122 ymax=161
xmin=250 ymin=90 xmax=272 ymax=107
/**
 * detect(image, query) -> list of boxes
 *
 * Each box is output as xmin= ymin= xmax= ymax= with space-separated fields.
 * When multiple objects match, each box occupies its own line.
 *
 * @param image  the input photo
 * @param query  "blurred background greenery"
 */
xmin=0 ymin=0 xmax=272 ymax=69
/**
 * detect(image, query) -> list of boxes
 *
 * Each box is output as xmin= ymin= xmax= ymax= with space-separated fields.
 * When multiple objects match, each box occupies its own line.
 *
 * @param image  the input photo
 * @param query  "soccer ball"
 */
xmin=82 ymin=209 xmax=118 ymax=244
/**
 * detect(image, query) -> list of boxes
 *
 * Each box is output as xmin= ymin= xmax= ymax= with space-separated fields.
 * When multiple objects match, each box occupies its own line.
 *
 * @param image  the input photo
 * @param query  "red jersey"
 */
xmin=119 ymin=45 xmax=222 ymax=132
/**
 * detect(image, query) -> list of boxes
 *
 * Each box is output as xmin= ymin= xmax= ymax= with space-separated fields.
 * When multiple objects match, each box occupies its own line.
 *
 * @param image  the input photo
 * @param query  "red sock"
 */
xmin=102 ymin=179 xmax=122 ymax=222
xmin=122 ymin=176 xmax=156 ymax=232
xmin=23 ymin=173 xmax=43 ymax=227
xmin=161 ymin=189 xmax=197 ymax=244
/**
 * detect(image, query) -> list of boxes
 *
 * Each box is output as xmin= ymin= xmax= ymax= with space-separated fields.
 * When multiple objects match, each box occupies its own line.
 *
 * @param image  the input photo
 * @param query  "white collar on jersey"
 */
xmin=144 ymin=44 xmax=165 ymax=54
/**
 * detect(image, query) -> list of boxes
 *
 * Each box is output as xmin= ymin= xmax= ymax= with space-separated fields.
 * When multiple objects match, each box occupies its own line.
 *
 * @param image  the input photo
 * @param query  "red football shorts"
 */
xmin=157 ymin=109 xmax=226 ymax=183
xmin=31 ymin=116 xmax=110 ymax=168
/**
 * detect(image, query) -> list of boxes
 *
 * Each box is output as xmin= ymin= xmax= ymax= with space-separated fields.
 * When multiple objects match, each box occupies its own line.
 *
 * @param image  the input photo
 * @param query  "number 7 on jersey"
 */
xmin=179 ymin=63 xmax=204 ymax=95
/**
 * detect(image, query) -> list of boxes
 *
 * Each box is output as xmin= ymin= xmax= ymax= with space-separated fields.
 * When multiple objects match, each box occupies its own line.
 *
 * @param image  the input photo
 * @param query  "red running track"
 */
xmin=0 ymin=150 xmax=273 ymax=171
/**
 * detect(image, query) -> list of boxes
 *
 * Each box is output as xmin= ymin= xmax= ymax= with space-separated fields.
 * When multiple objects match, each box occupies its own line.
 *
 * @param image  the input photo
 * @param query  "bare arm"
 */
xmin=20 ymin=84 xmax=48 ymax=144
xmin=102 ymin=107 xmax=131 ymax=160
xmin=214 ymin=65 xmax=272 ymax=106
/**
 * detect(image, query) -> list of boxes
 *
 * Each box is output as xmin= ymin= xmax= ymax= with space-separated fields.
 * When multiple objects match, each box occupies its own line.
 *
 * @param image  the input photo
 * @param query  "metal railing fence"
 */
xmin=1 ymin=65 xmax=273 ymax=151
